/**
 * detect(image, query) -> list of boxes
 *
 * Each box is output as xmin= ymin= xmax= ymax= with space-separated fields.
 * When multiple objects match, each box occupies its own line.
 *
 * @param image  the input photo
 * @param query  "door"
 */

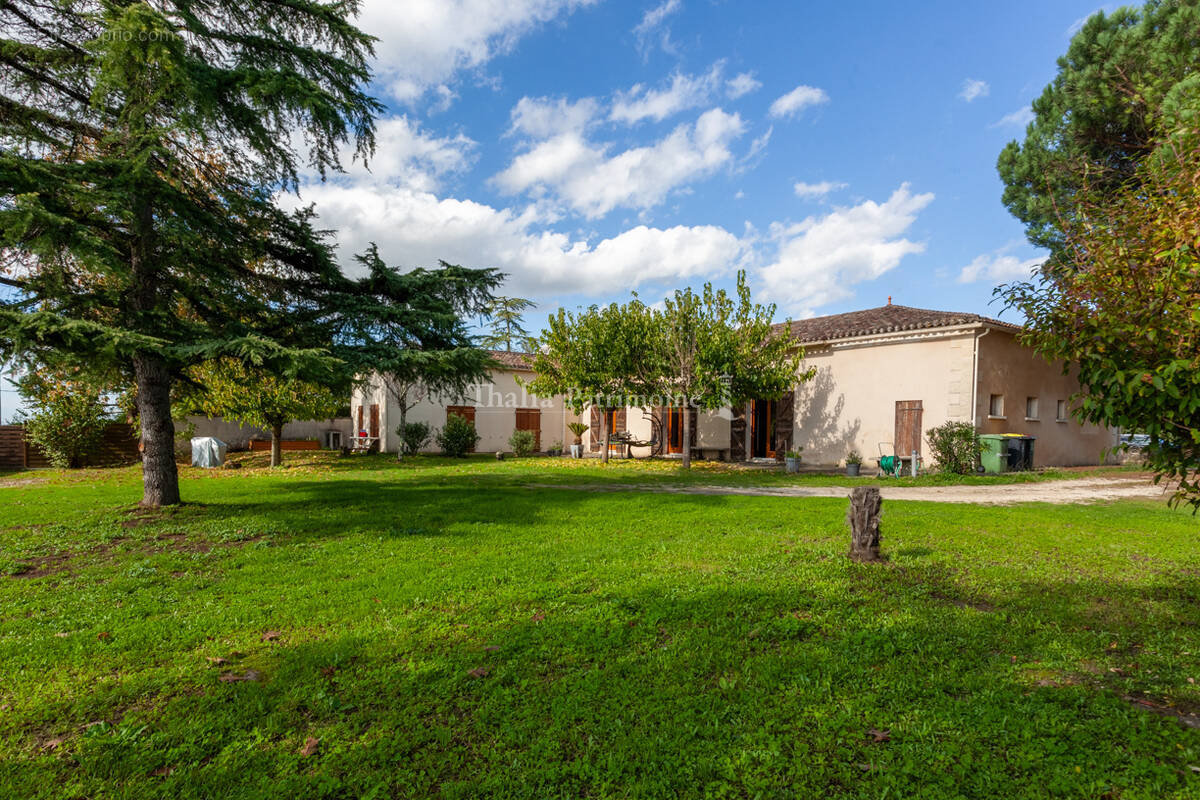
xmin=515 ymin=408 xmax=541 ymax=451
xmin=750 ymin=399 xmax=774 ymax=458
xmin=895 ymin=400 xmax=923 ymax=458
xmin=369 ymin=404 xmax=380 ymax=438
xmin=666 ymin=407 xmax=683 ymax=453
xmin=447 ymin=405 xmax=476 ymax=452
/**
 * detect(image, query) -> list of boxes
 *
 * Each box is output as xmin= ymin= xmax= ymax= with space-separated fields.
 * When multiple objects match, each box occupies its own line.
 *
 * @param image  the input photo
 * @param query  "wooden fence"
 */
xmin=0 ymin=423 xmax=140 ymax=470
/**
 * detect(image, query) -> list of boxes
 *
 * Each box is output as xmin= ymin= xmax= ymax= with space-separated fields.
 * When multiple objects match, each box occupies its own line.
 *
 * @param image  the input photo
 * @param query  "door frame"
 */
xmin=750 ymin=399 xmax=774 ymax=459
xmin=666 ymin=407 xmax=684 ymax=454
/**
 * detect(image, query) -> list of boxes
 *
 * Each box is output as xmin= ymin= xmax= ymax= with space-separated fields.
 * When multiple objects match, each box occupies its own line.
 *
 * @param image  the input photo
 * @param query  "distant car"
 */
xmin=1120 ymin=433 xmax=1151 ymax=449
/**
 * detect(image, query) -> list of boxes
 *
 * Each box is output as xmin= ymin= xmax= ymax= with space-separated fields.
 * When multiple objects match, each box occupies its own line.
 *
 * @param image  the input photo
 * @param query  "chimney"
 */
xmin=887 ymin=296 xmax=892 ymax=305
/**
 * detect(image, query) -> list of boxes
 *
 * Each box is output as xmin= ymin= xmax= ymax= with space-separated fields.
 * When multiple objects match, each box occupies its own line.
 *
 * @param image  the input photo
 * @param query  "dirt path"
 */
xmin=527 ymin=477 xmax=1169 ymax=505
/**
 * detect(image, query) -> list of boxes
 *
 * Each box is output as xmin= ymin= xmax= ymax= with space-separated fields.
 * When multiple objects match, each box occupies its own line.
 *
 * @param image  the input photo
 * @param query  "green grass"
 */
xmin=1 ymin=456 xmax=1198 ymax=798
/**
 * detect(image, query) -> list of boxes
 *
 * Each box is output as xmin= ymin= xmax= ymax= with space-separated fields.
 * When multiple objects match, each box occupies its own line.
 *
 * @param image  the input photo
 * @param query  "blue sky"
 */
xmin=0 ymin=0 xmax=1108 ymax=420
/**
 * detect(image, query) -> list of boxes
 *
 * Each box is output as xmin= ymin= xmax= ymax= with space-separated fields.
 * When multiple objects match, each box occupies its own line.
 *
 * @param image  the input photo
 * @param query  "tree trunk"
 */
xmin=270 ymin=424 xmax=283 ymax=467
xmin=681 ymin=405 xmax=692 ymax=469
xmin=134 ymin=354 xmax=180 ymax=507
xmin=601 ymin=409 xmax=610 ymax=464
xmin=847 ymin=486 xmax=883 ymax=561
xmin=744 ymin=402 xmax=752 ymax=462
xmin=396 ymin=403 xmax=406 ymax=461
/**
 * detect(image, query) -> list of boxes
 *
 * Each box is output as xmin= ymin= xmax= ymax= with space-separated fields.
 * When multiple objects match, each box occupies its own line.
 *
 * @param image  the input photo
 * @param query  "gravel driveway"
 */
xmin=529 ymin=476 xmax=1168 ymax=505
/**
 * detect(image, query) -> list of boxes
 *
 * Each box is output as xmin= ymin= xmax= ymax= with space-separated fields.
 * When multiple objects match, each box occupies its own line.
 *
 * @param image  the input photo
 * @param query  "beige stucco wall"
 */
xmin=184 ymin=416 xmax=353 ymax=450
xmin=791 ymin=330 xmax=978 ymax=467
xmin=974 ymin=330 xmax=1118 ymax=467
xmin=351 ymin=370 xmax=579 ymax=454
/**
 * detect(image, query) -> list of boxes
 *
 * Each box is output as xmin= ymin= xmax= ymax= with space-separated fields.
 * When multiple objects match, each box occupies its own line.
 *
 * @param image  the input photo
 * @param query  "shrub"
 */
xmin=508 ymin=429 xmax=536 ymax=457
xmin=23 ymin=392 xmax=111 ymax=469
xmin=926 ymin=421 xmax=982 ymax=475
xmin=567 ymin=421 xmax=588 ymax=444
xmin=399 ymin=421 xmax=432 ymax=456
xmin=437 ymin=414 xmax=479 ymax=458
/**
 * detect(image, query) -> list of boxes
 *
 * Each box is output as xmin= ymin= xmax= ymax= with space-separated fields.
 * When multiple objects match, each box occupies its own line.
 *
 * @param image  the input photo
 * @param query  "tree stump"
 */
xmin=847 ymin=486 xmax=883 ymax=561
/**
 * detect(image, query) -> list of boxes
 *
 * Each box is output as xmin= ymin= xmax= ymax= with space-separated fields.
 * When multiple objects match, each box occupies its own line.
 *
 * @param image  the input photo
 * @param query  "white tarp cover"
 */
xmin=191 ymin=437 xmax=228 ymax=468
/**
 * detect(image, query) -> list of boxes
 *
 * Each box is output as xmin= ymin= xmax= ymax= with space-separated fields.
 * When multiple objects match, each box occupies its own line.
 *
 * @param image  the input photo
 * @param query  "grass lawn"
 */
xmin=1 ymin=455 xmax=1198 ymax=798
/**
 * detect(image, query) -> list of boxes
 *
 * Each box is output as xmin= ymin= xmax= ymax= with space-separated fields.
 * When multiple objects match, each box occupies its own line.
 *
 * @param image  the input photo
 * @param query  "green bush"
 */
xmin=926 ymin=421 xmax=982 ymax=475
xmin=508 ymin=429 xmax=536 ymax=457
xmin=436 ymin=414 xmax=479 ymax=458
xmin=399 ymin=421 xmax=432 ymax=455
xmin=22 ymin=392 xmax=111 ymax=469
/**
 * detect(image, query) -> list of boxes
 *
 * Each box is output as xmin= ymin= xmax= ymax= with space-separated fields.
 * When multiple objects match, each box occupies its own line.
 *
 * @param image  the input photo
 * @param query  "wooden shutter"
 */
xmin=369 ymin=404 xmax=380 ymax=438
xmin=356 ymin=406 xmax=364 ymax=433
xmin=895 ymin=400 xmax=923 ymax=457
xmin=590 ymin=406 xmax=601 ymax=451
xmin=515 ymin=409 xmax=541 ymax=451
xmin=773 ymin=391 xmax=794 ymax=455
xmin=730 ymin=405 xmax=747 ymax=462
xmin=615 ymin=407 xmax=626 ymax=433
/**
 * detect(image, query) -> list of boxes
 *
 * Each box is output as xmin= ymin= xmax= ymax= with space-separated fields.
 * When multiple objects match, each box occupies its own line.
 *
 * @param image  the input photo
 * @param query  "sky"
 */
xmin=0 ymin=0 xmax=1111 ymax=420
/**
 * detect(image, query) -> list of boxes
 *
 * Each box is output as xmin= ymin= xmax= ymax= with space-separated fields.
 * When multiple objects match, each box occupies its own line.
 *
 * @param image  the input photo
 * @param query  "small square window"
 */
xmin=989 ymin=394 xmax=1005 ymax=418
xmin=1056 ymin=400 xmax=1067 ymax=422
xmin=1026 ymin=397 xmax=1039 ymax=420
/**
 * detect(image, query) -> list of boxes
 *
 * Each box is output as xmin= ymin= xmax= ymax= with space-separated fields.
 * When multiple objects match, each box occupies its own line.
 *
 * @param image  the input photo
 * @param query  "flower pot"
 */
xmin=845 ymin=463 xmax=861 ymax=477
xmin=785 ymin=457 xmax=801 ymax=474
xmin=570 ymin=444 xmax=583 ymax=459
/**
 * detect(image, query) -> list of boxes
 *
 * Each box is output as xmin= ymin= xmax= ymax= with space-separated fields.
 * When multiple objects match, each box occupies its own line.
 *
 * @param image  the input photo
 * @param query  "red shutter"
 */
xmin=515 ymin=409 xmax=541 ymax=451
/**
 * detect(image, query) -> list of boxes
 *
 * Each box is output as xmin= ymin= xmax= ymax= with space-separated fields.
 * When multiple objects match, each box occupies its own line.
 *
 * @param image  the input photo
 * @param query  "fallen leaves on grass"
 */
xmin=866 ymin=728 xmax=891 ymax=743
xmin=218 ymin=670 xmax=261 ymax=683
xmin=299 ymin=737 xmax=319 ymax=757
xmin=205 ymin=656 xmax=228 ymax=666
xmin=96 ymin=632 xmax=111 ymax=642
xmin=467 ymin=667 xmax=490 ymax=679
xmin=151 ymin=766 xmax=174 ymax=777
xmin=261 ymin=631 xmax=280 ymax=642
xmin=41 ymin=738 xmax=63 ymax=751
xmin=531 ymin=612 xmax=545 ymax=623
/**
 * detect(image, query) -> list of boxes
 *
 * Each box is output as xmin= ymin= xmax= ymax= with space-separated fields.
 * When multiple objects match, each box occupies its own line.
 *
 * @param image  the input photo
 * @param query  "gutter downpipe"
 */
xmin=970 ymin=326 xmax=991 ymax=428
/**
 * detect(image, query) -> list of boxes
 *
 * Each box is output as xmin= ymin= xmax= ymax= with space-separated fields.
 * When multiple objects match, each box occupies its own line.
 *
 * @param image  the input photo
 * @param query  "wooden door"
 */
xmin=369 ymin=404 xmax=380 ymax=438
xmin=515 ymin=408 xmax=541 ymax=451
xmin=666 ymin=407 xmax=683 ymax=453
xmin=895 ymin=400 xmax=923 ymax=458
xmin=750 ymin=399 xmax=774 ymax=458
xmin=447 ymin=405 xmax=476 ymax=452
xmin=356 ymin=406 xmax=364 ymax=435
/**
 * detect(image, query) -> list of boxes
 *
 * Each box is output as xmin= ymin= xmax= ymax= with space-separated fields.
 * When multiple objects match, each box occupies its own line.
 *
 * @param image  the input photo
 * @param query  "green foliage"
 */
xmin=567 ymin=421 xmax=589 ymax=443
xmin=997 ymin=1 xmax=1200 ymax=256
xmin=437 ymin=414 xmax=479 ymax=458
xmin=20 ymin=390 xmax=111 ymax=469
xmin=180 ymin=360 xmax=341 ymax=434
xmin=926 ymin=421 xmax=982 ymax=475
xmin=399 ymin=421 xmax=432 ymax=456
xmin=508 ymin=429 xmax=536 ymax=457
xmin=481 ymin=296 xmax=537 ymax=352
xmin=0 ymin=457 xmax=1197 ymax=797
xmin=845 ymin=450 xmax=863 ymax=466
xmin=1002 ymin=124 xmax=1200 ymax=508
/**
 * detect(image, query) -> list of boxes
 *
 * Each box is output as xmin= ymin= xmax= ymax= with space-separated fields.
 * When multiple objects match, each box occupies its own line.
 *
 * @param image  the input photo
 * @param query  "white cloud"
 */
xmin=957 ymin=245 xmax=1046 ymax=284
xmin=725 ymin=72 xmax=762 ymax=99
xmin=493 ymin=107 xmax=747 ymax=218
xmin=758 ymin=184 xmax=934 ymax=315
xmin=792 ymin=180 xmax=847 ymax=199
xmin=508 ymin=95 xmax=600 ymax=138
xmin=285 ymin=184 xmax=743 ymax=298
xmin=991 ymin=107 xmax=1035 ymax=128
xmin=358 ymin=0 xmax=596 ymax=104
xmin=610 ymin=65 xmax=724 ymax=124
xmin=768 ymin=85 xmax=830 ymax=119
xmin=633 ymin=0 xmax=682 ymax=58
xmin=960 ymin=78 xmax=989 ymax=102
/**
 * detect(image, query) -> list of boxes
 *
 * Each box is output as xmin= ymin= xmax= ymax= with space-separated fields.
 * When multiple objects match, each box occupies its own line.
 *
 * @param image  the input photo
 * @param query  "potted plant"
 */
xmin=548 ymin=440 xmax=563 ymax=457
xmin=567 ymin=422 xmax=588 ymax=458
xmin=784 ymin=448 xmax=803 ymax=474
xmin=845 ymin=449 xmax=863 ymax=477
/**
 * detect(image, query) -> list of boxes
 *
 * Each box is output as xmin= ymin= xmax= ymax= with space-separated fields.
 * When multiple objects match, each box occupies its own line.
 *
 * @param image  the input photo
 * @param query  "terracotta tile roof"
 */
xmin=487 ymin=349 xmax=533 ymax=370
xmin=775 ymin=304 xmax=1021 ymax=344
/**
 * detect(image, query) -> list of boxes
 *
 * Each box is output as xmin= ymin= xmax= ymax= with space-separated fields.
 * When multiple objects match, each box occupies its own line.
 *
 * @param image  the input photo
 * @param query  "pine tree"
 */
xmin=0 ymin=2 xmax=498 ymax=505
xmin=481 ymin=297 xmax=536 ymax=352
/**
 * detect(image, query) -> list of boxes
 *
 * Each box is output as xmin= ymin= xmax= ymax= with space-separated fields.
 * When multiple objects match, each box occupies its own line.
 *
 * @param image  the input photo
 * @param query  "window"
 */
xmin=988 ymin=394 xmax=1005 ymax=418
xmin=1025 ymin=396 xmax=1039 ymax=420
xmin=1056 ymin=399 xmax=1068 ymax=422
